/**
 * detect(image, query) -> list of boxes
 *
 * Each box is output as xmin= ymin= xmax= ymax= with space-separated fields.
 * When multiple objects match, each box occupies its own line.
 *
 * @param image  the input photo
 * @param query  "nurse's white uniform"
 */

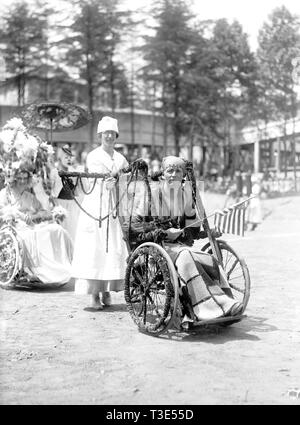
xmin=72 ymin=146 xmax=129 ymax=294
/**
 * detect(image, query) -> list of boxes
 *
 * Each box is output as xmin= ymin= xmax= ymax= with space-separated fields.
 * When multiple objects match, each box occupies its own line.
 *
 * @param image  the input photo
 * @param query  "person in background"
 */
xmin=72 ymin=116 xmax=129 ymax=310
xmin=150 ymin=157 xmax=161 ymax=173
xmin=55 ymin=144 xmax=82 ymax=245
xmin=246 ymin=174 xmax=263 ymax=231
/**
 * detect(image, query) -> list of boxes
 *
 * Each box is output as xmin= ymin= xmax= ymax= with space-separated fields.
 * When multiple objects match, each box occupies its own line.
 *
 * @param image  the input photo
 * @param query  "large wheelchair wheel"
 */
xmin=0 ymin=226 xmax=22 ymax=289
xmin=124 ymin=242 xmax=180 ymax=336
xmin=201 ymin=239 xmax=250 ymax=312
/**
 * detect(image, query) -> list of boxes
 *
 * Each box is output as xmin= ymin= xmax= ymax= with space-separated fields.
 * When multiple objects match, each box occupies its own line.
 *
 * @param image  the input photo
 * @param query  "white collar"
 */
xmin=99 ymin=145 xmax=115 ymax=161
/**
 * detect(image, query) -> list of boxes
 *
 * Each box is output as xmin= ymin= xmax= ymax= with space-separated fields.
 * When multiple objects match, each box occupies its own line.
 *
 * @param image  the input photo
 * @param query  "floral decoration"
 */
xmin=0 ymin=117 xmax=55 ymax=192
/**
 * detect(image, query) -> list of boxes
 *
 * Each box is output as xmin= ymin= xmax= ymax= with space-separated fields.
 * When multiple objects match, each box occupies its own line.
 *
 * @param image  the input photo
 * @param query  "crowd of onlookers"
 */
xmin=203 ymin=170 xmax=299 ymax=199
xmin=1 ymin=140 xmax=298 ymax=199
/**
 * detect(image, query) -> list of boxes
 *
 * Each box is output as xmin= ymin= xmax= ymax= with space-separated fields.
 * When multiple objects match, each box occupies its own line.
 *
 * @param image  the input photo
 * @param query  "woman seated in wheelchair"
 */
xmin=122 ymin=156 xmax=243 ymax=328
xmin=0 ymin=165 xmax=73 ymax=287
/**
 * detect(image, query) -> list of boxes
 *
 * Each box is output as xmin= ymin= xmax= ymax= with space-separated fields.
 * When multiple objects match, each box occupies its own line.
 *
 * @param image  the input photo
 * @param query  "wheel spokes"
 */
xmin=226 ymin=258 xmax=239 ymax=280
xmin=0 ymin=232 xmax=17 ymax=284
xmin=203 ymin=241 xmax=250 ymax=310
xmin=146 ymin=291 xmax=163 ymax=319
xmin=219 ymin=246 xmax=247 ymax=304
xmin=229 ymin=282 xmax=245 ymax=293
xmin=132 ymin=268 xmax=144 ymax=286
xmin=127 ymin=246 xmax=172 ymax=332
xmin=143 ymin=295 xmax=147 ymax=324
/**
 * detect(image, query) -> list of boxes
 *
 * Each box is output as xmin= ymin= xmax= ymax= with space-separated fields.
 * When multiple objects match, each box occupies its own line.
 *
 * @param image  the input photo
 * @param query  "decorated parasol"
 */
xmin=19 ymin=101 xmax=91 ymax=144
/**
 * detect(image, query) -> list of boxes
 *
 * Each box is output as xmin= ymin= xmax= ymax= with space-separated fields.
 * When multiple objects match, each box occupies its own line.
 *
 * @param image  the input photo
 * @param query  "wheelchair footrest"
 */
xmin=194 ymin=314 xmax=246 ymax=327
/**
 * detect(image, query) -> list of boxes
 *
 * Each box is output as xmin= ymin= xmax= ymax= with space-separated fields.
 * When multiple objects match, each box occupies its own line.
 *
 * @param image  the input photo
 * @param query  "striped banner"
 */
xmin=214 ymin=204 xmax=246 ymax=236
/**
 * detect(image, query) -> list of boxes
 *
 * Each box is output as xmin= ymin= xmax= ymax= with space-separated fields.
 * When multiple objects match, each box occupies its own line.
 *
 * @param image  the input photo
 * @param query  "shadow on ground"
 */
xmin=155 ymin=315 xmax=277 ymax=344
xmin=83 ymin=304 xmax=128 ymax=313
xmin=11 ymin=281 xmax=75 ymax=293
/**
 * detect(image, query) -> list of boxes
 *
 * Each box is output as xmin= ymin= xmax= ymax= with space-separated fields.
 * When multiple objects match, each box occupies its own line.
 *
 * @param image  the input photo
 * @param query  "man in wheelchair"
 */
xmin=122 ymin=156 xmax=244 ymax=329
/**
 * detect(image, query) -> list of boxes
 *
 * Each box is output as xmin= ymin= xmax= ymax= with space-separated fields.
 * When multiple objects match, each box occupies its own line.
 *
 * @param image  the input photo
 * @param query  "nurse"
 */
xmin=72 ymin=116 xmax=129 ymax=310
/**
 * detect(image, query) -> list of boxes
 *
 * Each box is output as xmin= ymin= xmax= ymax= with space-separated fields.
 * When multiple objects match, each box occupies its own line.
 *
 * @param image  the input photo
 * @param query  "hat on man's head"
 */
xmin=61 ymin=144 xmax=74 ymax=156
xmin=162 ymin=156 xmax=186 ymax=172
xmin=97 ymin=116 xmax=119 ymax=137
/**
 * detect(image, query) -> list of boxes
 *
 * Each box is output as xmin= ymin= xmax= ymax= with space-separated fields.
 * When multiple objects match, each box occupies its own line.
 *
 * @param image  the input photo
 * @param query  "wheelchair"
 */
xmin=122 ymin=162 xmax=251 ymax=336
xmin=0 ymin=215 xmax=69 ymax=290
xmin=124 ymin=239 xmax=250 ymax=336
xmin=59 ymin=159 xmax=251 ymax=336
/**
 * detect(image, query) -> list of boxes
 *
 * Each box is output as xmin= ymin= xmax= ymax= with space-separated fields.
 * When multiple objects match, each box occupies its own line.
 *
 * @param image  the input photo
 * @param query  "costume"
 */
xmin=0 ymin=117 xmax=73 ymax=287
xmin=0 ymin=187 xmax=73 ymax=286
xmin=72 ymin=145 xmax=129 ymax=294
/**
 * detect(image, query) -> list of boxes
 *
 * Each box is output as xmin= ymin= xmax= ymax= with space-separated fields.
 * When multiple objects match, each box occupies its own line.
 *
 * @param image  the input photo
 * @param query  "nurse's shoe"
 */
xmin=102 ymin=291 xmax=112 ymax=306
xmin=90 ymin=294 xmax=103 ymax=310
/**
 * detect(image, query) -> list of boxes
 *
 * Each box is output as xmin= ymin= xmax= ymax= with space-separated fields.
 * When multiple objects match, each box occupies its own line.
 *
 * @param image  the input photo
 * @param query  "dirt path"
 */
xmin=1 ymin=194 xmax=300 ymax=405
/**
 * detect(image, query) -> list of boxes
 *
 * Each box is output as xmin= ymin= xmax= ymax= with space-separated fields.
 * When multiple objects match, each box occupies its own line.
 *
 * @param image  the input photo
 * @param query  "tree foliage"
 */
xmin=140 ymin=0 xmax=196 ymax=155
xmin=60 ymin=0 xmax=131 ymax=113
xmin=257 ymin=6 xmax=300 ymax=121
xmin=256 ymin=6 xmax=300 ymax=175
xmin=0 ymin=1 xmax=299 ymax=175
xmin=53 ymin=0 xmax=132 ymax=143
xmin=0 ymin=0 xmax=53 ymax=105
xmin=140 ymin=6 xmax=256 ymax=166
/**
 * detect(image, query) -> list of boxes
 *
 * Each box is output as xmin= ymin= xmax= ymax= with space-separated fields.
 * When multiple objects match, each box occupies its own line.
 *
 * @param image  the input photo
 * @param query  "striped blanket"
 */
xmin=165 ymin=244 xmax=239 ymax=322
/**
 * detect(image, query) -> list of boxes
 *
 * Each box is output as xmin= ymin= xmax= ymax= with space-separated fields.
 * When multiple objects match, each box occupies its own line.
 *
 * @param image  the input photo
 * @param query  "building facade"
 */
xmin=236 ymin=117 xmax=300 ymax=176
xmin=0 ymin=104 xmax=175 ymax=163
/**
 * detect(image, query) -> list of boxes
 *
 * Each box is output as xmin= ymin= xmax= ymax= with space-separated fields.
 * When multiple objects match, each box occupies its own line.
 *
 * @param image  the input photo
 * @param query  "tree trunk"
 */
xmin=17 ymin=74 xmax=21 ymax=107
xmin=130 ymin=103 xmax=135 ymax=146
xmin=21 ymin=51 xmax=26 ymax=105
xmin=109 ymin=55 xmax=115 ymax=114
xmin=130 ymin=63 xmax=135 ymax=147
xmin=189 ymin=135 xmax=193 ymax=162
xmin=44 ymin=74 xmax=49 ymax=100
xmin=283 ymin=121 xmax=287 ymax=178
xmin=277 ymin=138 xmax=281 ymax=173
xmin=151 ymin=82 xmax=157 ymax=156
xmin=163 ymin=109 xmax=167 ymax=156
xmin=174 ymin=131 xmax=180 ymax=156
xmin=86 ymin=42 xmax=94 ymax=148
xmin=292 ymin=116 xmax=297 ymax=191
xmin=173 ymin=79 xmax=180 ymax=156
xmin=162 ymin=77 xmax=167 ymax=156
xmin=17 ymin=48 xmax=22 ymax=106
xmin=188 ymin=120 xmax=195 ymax=162
xmin=20 ymin=72 xmax=25 ymax=106
xmin=291 ymin=89 xmax=298 ymax=191
xmin=85 ymin=13 xmax=94 ymax=149
xmin=88 ymin=80 xmax=94 ymax=147
xmin=234 ymin=144 xmax=240 ymax=172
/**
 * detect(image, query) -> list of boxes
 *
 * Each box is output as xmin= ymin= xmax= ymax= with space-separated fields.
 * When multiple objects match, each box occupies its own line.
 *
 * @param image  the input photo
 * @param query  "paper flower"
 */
xmin=0 ymin=118 xmax=39 ymax=164
xmin=39 ymin=141 xmax=54 ymax=156
xmin=2 ymin=117 xmax=26 ymax=132
xmin=52 ymin=205 xmax=68 ymax=223
xmin=0 ymin=205 xmax=19 ymax=222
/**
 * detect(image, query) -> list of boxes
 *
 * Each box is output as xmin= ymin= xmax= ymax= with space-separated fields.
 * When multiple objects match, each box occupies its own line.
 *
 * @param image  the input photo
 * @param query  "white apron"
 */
xmin=72 ymin=146 xmax=129 ymax=293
